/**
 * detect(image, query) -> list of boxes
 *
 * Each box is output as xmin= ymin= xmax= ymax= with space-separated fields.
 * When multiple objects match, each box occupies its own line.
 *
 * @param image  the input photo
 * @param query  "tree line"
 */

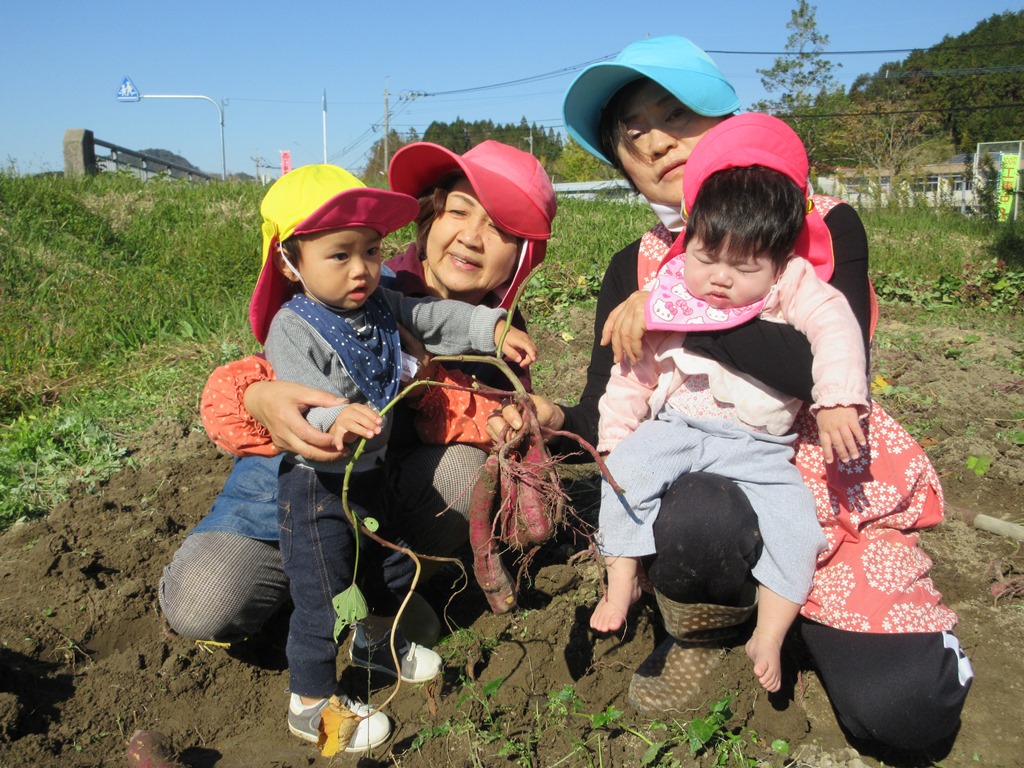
xmin=359 ymin=117 xmax=589 ymax=183
xmin=754 ymin=3 xmax=1024 ymax=177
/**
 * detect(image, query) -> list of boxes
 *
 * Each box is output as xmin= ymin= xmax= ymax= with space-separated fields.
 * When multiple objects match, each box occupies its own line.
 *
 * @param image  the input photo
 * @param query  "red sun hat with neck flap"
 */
xmin=388 ymin=140 xmax=556 ymax=309
xmin=683 ymin=113 xmax=834 ymax=281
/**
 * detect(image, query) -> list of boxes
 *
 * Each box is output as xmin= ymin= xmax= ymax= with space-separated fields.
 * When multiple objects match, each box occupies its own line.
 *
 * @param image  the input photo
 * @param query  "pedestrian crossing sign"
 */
xmin=117 ymin=77 xmax=141 ymax=102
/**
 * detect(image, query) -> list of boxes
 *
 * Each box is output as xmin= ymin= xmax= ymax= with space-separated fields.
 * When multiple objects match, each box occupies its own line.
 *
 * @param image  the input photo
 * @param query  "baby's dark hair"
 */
xmin=683 ymin=166 xmax=805 ymax=272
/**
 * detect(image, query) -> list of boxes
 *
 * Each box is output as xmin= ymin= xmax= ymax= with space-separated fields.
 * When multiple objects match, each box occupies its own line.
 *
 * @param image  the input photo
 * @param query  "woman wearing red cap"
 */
xmin=516 ymin=35 xmax=969 ymax=754
xmin=158 ymin=142 xmax=556 ymax=724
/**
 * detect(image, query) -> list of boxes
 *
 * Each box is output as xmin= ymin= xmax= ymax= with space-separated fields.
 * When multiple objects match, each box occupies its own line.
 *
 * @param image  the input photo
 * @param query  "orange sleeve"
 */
xmin=200 ymin=356 xmax=280 ymax=457
xmin=410 ymin=365 xmax=506 ymax=452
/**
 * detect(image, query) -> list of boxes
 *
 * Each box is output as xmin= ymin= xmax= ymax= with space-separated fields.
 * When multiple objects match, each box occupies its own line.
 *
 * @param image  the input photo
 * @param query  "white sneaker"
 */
xmin=349 ymin=624 xmax=443 ymax=683
xmin=399 ymin=592 xmax=442 ymax=648
xmin=397 ymin=641 xmax=444 ymax=683
xmin=287 ymin=693 xmax=391 ymax=752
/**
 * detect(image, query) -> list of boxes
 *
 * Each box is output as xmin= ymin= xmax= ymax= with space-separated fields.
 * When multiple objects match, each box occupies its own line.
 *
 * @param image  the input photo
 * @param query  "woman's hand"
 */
xmin=244 ymin=380 xmax=349 ymax=462
xmin=600 ymin=290 xmax=651 ymax=364
xmin=486 ymin=392 xmax=565 ymax=442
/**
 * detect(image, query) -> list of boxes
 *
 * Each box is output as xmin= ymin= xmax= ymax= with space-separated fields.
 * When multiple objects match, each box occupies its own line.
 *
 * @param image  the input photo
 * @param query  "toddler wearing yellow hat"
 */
xmin=252 ymin=165 xmax=536 ymax=751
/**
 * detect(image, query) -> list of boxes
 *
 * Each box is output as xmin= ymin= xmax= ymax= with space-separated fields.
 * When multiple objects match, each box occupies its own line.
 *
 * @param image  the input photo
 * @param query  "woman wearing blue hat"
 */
xmin=498 ymin=35 xmax=971 ymax=753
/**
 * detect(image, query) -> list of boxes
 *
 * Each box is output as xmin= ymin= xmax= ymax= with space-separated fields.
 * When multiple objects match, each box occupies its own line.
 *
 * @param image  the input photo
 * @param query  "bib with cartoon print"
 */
xmin=645 ymin=251 xmax=769 ymax=332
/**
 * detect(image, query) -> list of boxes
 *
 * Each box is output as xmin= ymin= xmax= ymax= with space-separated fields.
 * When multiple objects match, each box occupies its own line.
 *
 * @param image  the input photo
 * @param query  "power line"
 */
xmin=274 ymin=38 xmax=1024 ymax=166
xmin=231 ymin=42 xmax=1024 ymax=110
xmin=403 ymin=40 xmax=1024 ymax=100
xmin=327 ymin=126 xmax=377 ymax=164
xmin=224 ymin=96 xmax=322 ymax=105
xmin=404 ymin=55 xmax=614 ymax=98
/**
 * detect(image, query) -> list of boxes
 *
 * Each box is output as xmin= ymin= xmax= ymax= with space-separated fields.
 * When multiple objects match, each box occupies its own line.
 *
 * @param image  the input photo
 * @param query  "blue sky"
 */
xmin=2 ymin=1 xmax=1020 ymax=177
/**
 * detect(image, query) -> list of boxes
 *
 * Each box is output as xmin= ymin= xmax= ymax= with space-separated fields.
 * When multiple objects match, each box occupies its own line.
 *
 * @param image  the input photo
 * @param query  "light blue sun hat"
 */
xmin=562 ymin=35 xmax=740 ymax=164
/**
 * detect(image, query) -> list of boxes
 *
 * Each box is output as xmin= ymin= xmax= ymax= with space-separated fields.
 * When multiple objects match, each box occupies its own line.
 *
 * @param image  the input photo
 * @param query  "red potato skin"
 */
xmin=498 ymin=399 xmax=560 ymax=550
xmin=498 ymin=451 xmax=522 ymax=546
xmin=468 ymin=454 xmax=517 ymax=613
xmin=516 ymin=405 xmax=561 ymax=545
xmin=126 ymin=730 xmax=183 ymax=768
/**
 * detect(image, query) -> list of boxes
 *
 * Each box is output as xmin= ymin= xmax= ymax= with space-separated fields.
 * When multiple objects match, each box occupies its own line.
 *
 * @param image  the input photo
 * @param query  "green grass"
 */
xmin=0 ymin=171 xmax=263 ymax=415
xmin=860 ymin=206 xmax=1024 ymax=312
xmin=859 ymin=206 xmax=998 ymax=277
xmin=1 ymin=170 xmax=1021 ymax=528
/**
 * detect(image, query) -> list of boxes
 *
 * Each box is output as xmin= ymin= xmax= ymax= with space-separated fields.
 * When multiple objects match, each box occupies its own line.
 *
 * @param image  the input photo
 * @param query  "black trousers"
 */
xmin=643 ymin=472 xmax=971 ymax=752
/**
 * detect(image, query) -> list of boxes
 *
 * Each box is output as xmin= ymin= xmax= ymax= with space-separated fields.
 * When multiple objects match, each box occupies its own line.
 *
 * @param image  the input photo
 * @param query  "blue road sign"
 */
xmin=117 ymin=76 xmax=140 ymax=102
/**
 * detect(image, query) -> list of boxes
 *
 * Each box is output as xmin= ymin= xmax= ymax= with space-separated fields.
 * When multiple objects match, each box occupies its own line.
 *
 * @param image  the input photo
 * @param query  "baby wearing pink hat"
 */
xmin=593 ymin=114 xmax=870 ymax=694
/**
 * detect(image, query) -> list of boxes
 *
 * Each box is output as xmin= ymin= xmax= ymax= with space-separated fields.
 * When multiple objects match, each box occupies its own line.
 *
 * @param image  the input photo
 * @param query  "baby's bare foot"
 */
xmin=745 ymin=630 xmax=783 ymax=693
xmin=590 ymin=597 xmax=628 ymax=633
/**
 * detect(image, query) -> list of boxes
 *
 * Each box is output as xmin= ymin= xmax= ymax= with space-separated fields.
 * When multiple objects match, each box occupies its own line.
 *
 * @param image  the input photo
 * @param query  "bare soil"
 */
xmin=2 ymin=304 xmax=1023 ymax=768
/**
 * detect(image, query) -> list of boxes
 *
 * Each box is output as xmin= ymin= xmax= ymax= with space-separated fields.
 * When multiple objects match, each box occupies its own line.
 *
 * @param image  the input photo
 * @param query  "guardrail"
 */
xmin=553 ymin=179 xmax=637 ymax=201
xmin=63 ymin=129 xmax=215 ymax=182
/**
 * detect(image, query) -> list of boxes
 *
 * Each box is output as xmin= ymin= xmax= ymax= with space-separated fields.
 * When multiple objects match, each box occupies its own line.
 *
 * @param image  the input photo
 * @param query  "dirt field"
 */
xmin=1 ymin=304 xmax=1023 ymax=768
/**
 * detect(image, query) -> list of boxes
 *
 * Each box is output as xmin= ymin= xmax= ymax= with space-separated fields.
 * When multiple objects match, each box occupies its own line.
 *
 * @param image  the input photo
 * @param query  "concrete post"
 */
xmin=63 ymin=129 xmax=97 ymax=176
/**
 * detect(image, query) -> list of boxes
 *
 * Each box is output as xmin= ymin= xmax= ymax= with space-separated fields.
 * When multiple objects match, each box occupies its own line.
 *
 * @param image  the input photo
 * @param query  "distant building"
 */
xmin=820 ymin=154 xmax=977 ymax=211
xmin=819 ymin=141 xmax=1024 ymax=217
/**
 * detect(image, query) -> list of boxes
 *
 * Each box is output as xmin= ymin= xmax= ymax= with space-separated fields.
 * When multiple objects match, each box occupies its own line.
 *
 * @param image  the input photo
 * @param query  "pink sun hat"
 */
xmin=249 ymin=164 xmax=418 ymax=344
xmin=388 ymin=141 xmax=556 ymax=309
xmin=683 ymin=113 xmax=834 ymax=282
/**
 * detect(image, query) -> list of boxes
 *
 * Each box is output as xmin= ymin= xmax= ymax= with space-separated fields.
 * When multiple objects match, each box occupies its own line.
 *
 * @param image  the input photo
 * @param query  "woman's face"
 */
xmin=614 ymin=80 xmax=725 ymax=208
xmin=421 ymin=179 xmax=520 ymax=305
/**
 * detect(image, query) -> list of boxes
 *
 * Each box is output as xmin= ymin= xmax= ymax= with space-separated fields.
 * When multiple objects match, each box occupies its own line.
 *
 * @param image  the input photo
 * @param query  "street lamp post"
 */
xmin=117 ymin=77 xmax=227 ymax=180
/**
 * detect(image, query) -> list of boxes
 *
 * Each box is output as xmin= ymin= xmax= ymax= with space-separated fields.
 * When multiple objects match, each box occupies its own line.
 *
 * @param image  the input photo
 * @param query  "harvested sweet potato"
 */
xmin=468 ymin=392 xmax=619 ymax=612
xmin=498 ymin=400 xmax=563 ymax=549
xmin=469 ymin=454 xmax=517 ymax=613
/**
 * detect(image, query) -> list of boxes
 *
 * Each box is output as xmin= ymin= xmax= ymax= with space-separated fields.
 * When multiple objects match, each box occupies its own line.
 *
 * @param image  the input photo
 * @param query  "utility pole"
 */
xmin=322 ymin=89 xmax=328 ymax=164
xmin=383 ymin=78 xmax=390 ymax=175
xmin=251 ymin=154 xmax=267 ymax=183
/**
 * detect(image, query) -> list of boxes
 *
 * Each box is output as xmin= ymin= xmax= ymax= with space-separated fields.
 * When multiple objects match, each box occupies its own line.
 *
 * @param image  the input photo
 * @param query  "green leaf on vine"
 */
xmin=333 ymin=585 xmax=368 ymax=640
